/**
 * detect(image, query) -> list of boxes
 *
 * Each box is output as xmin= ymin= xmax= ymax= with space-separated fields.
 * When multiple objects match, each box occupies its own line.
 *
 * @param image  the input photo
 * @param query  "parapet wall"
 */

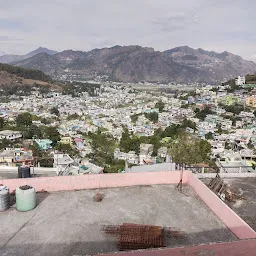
xmin=187 ymin=171 xmax=256 ymax=239
xmin=1 ymin=171 xmax=186 ymax=193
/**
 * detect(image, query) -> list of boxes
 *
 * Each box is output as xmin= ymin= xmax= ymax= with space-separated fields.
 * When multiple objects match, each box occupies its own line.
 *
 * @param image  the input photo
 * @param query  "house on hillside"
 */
xmin=60 ymin=136 xmax=73 ymax=146
xmin=35 ymin=139 xmax=52 ymax=150
xmin=0 ymin=130 xmax=22 ymax=141
xmin=0 ymin=147 xmax=34 ymax=166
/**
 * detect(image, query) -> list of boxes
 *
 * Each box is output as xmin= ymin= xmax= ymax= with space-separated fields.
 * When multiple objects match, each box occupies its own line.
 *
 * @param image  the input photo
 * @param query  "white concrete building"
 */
xmin=0 ymin=130 xmax=22 ymax=141
xmin=235 ymin=76 xmax=246 ymax=86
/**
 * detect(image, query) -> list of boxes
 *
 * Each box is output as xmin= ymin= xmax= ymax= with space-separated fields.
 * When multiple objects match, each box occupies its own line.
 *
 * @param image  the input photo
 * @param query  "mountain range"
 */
xmin=0 ymin=47 xmax=58 ymax=64
xmin=0 ymin=51 xmax=7 ymax=56
xmin=1 ymin=45 xmax=256 ymax=84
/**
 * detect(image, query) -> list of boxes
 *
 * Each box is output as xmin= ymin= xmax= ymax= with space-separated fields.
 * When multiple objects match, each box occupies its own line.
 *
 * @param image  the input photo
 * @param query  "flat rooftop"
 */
xmin=0 ymin=171 xmax=56 ymax=180
xmin=0 ymin=185 xmax=237 ymax=256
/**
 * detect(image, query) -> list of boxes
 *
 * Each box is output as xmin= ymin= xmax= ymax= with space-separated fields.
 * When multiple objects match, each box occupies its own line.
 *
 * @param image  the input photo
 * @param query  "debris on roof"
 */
xmin=208 ymin=174 xmax=247 ymax=202
xmin=93 ymin=192 xmax=104 ymax=202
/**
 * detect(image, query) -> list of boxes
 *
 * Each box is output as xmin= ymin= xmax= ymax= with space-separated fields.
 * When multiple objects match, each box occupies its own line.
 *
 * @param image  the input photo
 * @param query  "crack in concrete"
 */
xmin=1 ymin=213 xmax=37 ymax=248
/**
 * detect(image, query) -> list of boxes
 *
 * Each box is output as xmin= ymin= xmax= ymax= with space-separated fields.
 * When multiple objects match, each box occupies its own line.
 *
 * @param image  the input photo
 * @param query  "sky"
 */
xmin=0 ymin=0 xmax=256 ymax=61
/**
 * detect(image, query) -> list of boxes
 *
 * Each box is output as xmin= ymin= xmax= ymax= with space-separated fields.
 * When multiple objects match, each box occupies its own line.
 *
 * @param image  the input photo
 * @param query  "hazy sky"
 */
xmin=0 ymin=0 xmax=255 ymax=61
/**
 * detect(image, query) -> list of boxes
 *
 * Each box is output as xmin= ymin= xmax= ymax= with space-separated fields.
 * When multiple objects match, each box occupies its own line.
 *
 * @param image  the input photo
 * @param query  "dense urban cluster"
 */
xmin=0 ymin=76 xmax=256 ymax=174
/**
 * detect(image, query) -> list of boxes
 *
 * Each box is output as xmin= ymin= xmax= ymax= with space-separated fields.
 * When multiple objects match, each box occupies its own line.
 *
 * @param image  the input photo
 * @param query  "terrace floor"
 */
xmin=0 ymin=185 xmax=237 ymax=256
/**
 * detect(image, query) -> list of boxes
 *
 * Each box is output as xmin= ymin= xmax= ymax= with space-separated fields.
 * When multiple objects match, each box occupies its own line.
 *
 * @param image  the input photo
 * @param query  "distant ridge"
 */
xmin=10 ymin=45 xmax=256 ymax=84
xmin=0 ymin=47 xmax=58 ymax=64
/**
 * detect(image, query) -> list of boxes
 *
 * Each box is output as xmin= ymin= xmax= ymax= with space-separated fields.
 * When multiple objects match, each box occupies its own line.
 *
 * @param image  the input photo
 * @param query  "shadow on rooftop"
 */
xmin=36 ymin=191 xmax=50 ymax=206
xmin=0 ymin=227 xmax=243 ymax=256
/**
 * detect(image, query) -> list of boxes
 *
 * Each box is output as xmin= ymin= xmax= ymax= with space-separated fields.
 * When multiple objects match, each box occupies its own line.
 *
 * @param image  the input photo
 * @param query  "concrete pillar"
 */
xmin=125 ymin=160 xmax=129 ymax=172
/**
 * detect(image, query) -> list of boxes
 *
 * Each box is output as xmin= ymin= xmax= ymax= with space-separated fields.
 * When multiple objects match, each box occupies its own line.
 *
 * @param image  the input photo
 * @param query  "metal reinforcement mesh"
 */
xmin=118 ymin=223 xmax=164 ymax=250
xmin=103 ymin=223 xmax=165 ymax=250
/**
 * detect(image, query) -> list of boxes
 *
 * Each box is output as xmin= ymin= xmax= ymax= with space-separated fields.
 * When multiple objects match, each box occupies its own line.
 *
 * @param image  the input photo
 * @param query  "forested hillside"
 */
xmin=0 ymin=63 xmax=52 ymax=82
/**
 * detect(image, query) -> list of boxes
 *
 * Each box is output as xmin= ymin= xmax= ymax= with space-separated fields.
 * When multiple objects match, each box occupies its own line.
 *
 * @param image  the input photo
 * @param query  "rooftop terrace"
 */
xmin=0 ymin=171 xmax=255 ymax=256
xmin=0 ymin=185 xmax=236 ymax=256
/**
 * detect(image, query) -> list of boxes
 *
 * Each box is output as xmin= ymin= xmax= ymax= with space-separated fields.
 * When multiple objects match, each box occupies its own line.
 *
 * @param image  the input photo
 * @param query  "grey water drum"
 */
xmin=0 ymin=185 xmax=10 ymax=211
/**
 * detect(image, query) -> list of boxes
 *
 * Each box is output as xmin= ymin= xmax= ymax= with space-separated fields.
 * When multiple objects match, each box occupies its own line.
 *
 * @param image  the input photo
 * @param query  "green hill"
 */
xmin=0 ymin=63 xmax=52 ymax=82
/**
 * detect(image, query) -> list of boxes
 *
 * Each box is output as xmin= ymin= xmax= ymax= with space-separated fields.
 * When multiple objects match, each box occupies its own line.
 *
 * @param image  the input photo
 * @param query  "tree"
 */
xmin=29 ymin=143 xmax=41 ymax=157
xmin=155 ymin=101 xmax=165 ymax=112
xmin=56 ymin=143 xmax=79 ymax=157
xmin=40 ymin=126 xmax=60 ymax=146
xmin=149 ymin=136 xmax=161 ymax=157
xmin=120 ymin=128 xmax=140 ymax=155
xmin=131 ymin=114 xmax=139 ymax=123
xmin=194 ymin=106 xmax=213 ymax=120
xmin=253 ymin=110 xmax=256 ymax=117
xmin=169 ymin=133 xmax=211 ymax=165
xmin=22 ymin=124 xmax=42 ymax=139
xmin=31 ymin=114 xmax=41 ymax=121
xmin=67 ymin=113 xmax=79 ymax=120
xmin=181 ymin=119 xmax=196 ymax=131
xmin=225 ymin=104 xmax=243 ymax=115
xmin=0 ymin=138 xmax=12 ymax=150
xmin=144 ymin=112 xmax=158 ymax=123
xmin=162 ymin=124 xmax=181 ymax=138
xmin=50 ymin=107 xmax=60 ymax=116
xmin=205 ymin=132 xmax=214 ymax=140
xmin=87 ymin=131 xmax=117 ymax=168
xmin=16 ymin=112 xmax=32 ymax=127
xmin=181 ymin=104 xmax=189 ymax=109
xmin=103 ymin=159 xmax=125 ymax=173
xmin=211 ymin=86 xmax=219 ymax=92
xmin=194 ymin=108 xmax=200 ymax=113
xmin=225 ymin=141 xmax=232 ymax=150
xmin=41 ymin=118 xmax=51 ymax=125
xmin=0 ymin=117 xmax=4 ymax=130
xmin=216 ymin=124 xmax=223 ymax=134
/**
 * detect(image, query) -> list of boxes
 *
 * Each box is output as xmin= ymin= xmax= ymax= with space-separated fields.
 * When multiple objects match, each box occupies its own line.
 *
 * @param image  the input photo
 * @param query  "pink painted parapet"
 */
xmin=1 ymin=171 xmax=186 ymax=193
xmin=187 ymin=171 xmax=256 ymax=239
xmin=99 ymin=171 xmax=186 ymax=188
xmin=1 ymin=175 xmax=100 ymax=193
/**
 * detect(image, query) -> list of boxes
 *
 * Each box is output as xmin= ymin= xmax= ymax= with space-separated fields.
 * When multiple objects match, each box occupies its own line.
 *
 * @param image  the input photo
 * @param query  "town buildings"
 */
xmin=1 ymin=79 xmax=256 ymax=174
xmin=235 ymin=76 xmax=246 ymax=86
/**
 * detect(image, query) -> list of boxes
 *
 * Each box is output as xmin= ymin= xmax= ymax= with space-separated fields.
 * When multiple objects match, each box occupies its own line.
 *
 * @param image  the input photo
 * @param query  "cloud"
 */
xmin=152 ymin=13 xmax=198 ymax=32
xmin=0 ymin=35 xmax=21 ymax=42
xmin=0 ymin=36 xmax=11 ymax=42
xmin=0 ymin=0 xmax=255 ymax=61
